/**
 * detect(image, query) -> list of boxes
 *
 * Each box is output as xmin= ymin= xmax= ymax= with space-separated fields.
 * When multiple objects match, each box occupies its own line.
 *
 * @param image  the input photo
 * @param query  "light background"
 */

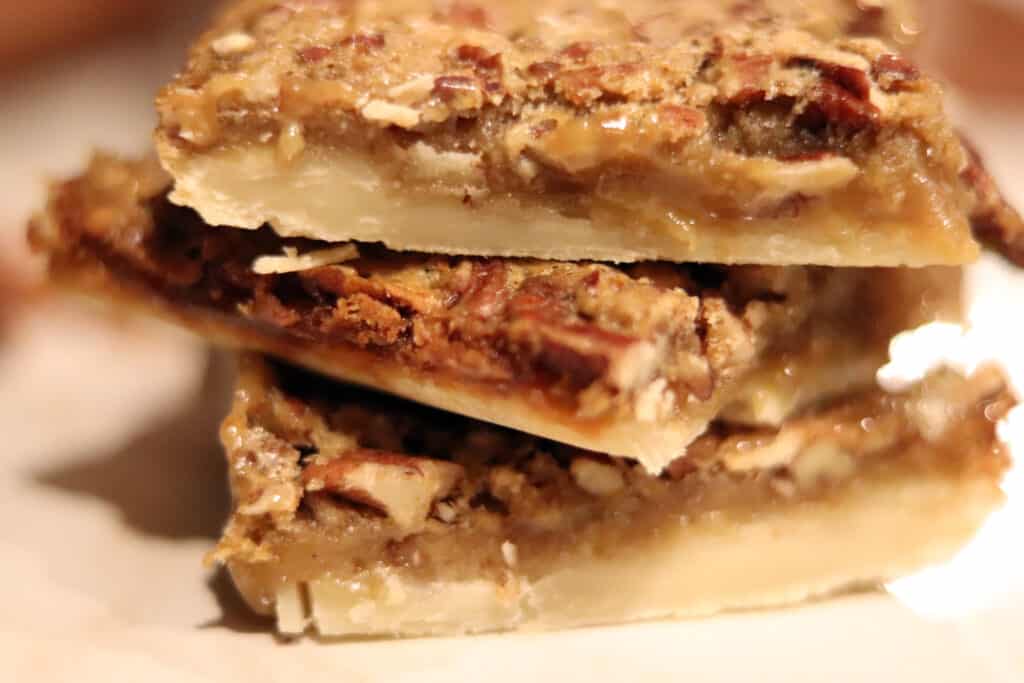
xmin=1 ymin=3 xmax=1023 ymax=681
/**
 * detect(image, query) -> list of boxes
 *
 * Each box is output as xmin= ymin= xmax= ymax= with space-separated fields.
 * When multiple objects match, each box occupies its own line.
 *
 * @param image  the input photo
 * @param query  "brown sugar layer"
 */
xmin=150 ymin=0 xmax=1016 ymax=266
xmin=216 ymin=353 xmax=1012 ymax=637
xmin=29 ymin=155 xmax=960 ymax=470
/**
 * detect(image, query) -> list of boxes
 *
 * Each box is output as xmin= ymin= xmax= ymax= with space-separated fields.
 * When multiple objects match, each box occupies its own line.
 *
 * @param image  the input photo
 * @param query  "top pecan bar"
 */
xmin=155 ymin=0 xmax=1015 ymax=266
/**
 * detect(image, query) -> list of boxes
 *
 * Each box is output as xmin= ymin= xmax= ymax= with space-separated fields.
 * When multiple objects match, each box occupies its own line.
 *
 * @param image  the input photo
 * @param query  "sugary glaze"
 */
xmin=153 ymin=0 xmax=994 ymax=265
xmin=30 ymin=155 xmax=961 ymax=469
xmin=217 ymin=354 xmax=1011 ymax=636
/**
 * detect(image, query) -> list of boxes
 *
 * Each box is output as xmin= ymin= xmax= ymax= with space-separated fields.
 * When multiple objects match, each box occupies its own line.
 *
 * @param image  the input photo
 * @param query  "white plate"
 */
xmin=1 ymin=23 xmax=1022 ymax=683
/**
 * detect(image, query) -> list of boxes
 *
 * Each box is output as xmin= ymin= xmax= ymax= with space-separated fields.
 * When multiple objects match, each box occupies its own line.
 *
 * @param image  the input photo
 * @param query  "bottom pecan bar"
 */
xmin=214 ymin=354 xmax=1012 ymax=638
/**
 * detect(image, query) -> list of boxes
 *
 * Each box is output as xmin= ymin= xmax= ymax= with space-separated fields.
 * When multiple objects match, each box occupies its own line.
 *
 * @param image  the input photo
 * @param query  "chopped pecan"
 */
xmin=530 ymin=325 xmax=614 ymax=388
xmin=298 ymin=45 xmax=331 ymax=64
xmin=457 ymin=261 xmax=508 ymax=318
xmin=509 ymin=314 xmax=657 ymax=391
xmin=506 ymin=276 xmax=573 ymax=320
xmin=725 ymin=53 xmax=772 ymax=104
xmin=814 ymin=62 xmax=871 ymax=99
xmin=560 ymin=41 xmax=593 ymax=62
xmin=785 ymin=57 xmax=880 ymax=129
xmin=300 ymin=266 xmax=434 ymax=313
xmin=872 ymin=54 xmax=920 ymax=92
xmin=302 ymin=449 xmax=464 ymax=532
xmin=733 ymin=53 xmax=772 ymax=81
xmin=556 ymin=66 xmax=605 ymax=105
xmin=339 ymin=32 xmax=385 ymax=52
xmin=322 ymin=292 xmax=408 ymax=346
xmin=433 ymin=75 xmax=482 ymax=108
xmin=805 ymin=79 xmax=878 ymax=129
xmin=600 ymin=62 xmax=644 ymax=90
xmin=455 ymin=44 xmax=502 ymax=72
xmin=657 ymin=104 xmax=706 ymax=139
xmin=527 ymin=61 xmax=561 ymax=81
xmin=433 ymin=75 xmax=476 ymax=96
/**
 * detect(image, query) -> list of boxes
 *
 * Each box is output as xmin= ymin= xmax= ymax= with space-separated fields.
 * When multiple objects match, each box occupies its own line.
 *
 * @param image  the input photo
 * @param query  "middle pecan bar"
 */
xmin=31 ymin=156 xmax=960 ymax=472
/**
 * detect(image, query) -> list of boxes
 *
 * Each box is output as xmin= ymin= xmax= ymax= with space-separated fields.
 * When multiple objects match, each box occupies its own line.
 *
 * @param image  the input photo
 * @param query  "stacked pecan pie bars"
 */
xmin=29 ymin=0 xmax=1024 ymax=637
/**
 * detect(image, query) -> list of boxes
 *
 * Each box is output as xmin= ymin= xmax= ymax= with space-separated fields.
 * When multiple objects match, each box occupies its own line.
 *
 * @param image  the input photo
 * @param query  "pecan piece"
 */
xmin=791 ymin=58 xmax=878 ymax=129
xmin=559 ymin=41 xmax=594 ymax=62
xmin=556 ymin=66 xmax=605 ymax=106
xmin=805 ymin=80 xmax=878 ymax=129
xmin=301 ymin=265 xmax=434 ymax=313
xmin=303 ymin=449 xmax=464 ymax=532
xmin=339 ymin=32 xmax=385 ymax=52
xmin=433 ymin=75 xmax=483 ymax=109
xmin=657 ymin=104 xmax=706 ymax=139
xmin=724 ymin=53 xmax=773 ymax=105
xmin=509 ymin=314 xmax=660 ymax=391
xmin=298 ymin=45 xmax=331 ymax=64
xmin=527 ymin=61 xmax=561 ymax=82
xmin=872 ymin=54 xmax=920 ymax=92
xmin=455 ymin=44 xmax=502 ymax=72
xmin=814 ymin=61 xmax=871 ymax=99
xmin=457 ymin=261 xmax=508 ymax=317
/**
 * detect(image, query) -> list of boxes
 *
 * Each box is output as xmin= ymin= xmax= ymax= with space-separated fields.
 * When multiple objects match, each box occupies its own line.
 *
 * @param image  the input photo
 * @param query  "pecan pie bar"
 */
xmin=152 ymin=0 xmax=1018 ymax=267
xmin=30 ymin=156 xmax=960 ymax=472
xmin=216 ymin=353 xmax=1011 ymax=637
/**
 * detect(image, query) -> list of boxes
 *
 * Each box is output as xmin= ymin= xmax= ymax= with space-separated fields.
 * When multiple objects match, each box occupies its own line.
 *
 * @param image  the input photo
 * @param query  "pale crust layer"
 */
xmin=219 ymin=354 xmax=1011 ymax=637
xmin=153 ymin=0 xmax=999 ymax=266
xmin=30 ymin=155 xmax=960 ymax=471
xmin=158 ymin=143 xmax=974 ymax=267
